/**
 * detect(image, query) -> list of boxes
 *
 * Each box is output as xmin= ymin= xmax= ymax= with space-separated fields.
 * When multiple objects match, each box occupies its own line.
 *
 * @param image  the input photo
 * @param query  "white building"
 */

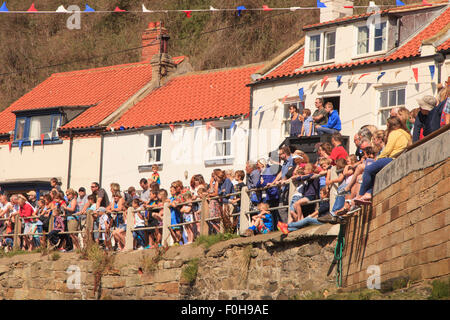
xmin=248 ymin=1 xmax=450 ymax=158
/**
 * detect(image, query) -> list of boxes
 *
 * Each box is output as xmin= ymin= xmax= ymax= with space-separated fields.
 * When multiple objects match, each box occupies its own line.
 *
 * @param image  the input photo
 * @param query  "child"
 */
xmin=192 ymin=187 xmax=207 ymax=234
xmin=318 ymin=158 xmax=332 ymax=191
xmin=32 ymin=199 xmax=46 ymax=248
xmin=145 ymin=190 xmax=160 ymax=249
xmin=48 ymin=207 xmax=65 ymax=251
xmin=2 ymin=219 xmax=14 ymax=252
xmin=180 ymin=192 xmax=195 ymax=244
xmin=242 ymin=203 xmax=273 ymax=237
xmin=229 ymin=170 xmax=245 ymax=229
xmin=131 ymin=199 xmax=146 ymax=250
xmin=278 ymin=187 xmax=330 ymax=234
xmin=97 ymin=207 xmax=111 ymax=249
xmin=291 ymin=163 xmax=320 ymax=222
xmin=301 ymin=108 xmax=314 ymax=136
xmin=150 ymin=164 xmax=161 ymax=185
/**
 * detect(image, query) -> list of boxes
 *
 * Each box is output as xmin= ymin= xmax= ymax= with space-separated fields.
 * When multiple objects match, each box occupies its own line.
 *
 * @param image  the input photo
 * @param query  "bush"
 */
xmin=50 ymin=252 xmax=61 ymax=261
xmin=194 ymin=233 xmax=239 ymax=249
xmin=181 ymin=258 xmax=199 ymax=285
xmin=429 ymin=278 xmax=450 ymax=300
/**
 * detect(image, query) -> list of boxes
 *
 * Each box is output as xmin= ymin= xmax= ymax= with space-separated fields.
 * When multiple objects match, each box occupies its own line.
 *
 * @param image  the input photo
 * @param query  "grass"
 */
xmin=194 ymin=233 xmax=239 ymax=249
xmin=50 ymin=252 xmax=61 ymax=261
xmin=0 ymin=248 xmax=42 ymax=258
xmin=181 ymin=258 xmax=199 ymax=285
xmin=429 ymin=278 xmax=450 ymax=300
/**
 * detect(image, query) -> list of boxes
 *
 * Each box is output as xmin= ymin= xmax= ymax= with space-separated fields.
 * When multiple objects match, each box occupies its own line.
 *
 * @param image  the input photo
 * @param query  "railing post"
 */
xmin=161 ymin=202 xmax=173 ymax=247
xmin=85 ymin=211 xmax=94 ymax=248
xmin=48 ymin=214 xmax=54 ymax=232
xmin=239 ymin=187 xmax=250 ymax=235
xmin=200 ymin=197 xmax=209 ymax=236
xmin=13 ymin=215 xmax=22 ymax=251
xmin=124 ymin=208 xmax=134 ymax=251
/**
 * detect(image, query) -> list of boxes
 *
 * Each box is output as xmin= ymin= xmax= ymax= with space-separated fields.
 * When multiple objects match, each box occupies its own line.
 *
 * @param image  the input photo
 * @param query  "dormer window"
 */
xmin=356 ymin=21 xmax=386 ymax=56
xmin=306 ymin=30 xmax=336 ymax=64
xmin=14 ymin=113 xmax=62 ymax=142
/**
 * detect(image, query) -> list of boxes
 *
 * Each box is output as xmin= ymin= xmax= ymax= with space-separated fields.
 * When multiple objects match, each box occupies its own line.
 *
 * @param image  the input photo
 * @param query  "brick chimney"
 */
xmin=141 ymin=22 xmax=170 ymax=61
xmin=320 ymin=0 xmax=354 ymax=23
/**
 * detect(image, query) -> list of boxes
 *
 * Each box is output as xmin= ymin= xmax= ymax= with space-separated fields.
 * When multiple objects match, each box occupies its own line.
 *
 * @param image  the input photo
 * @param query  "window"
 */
xmin=147 ymin=133 xmax=162 ymax=164
xmin=283 ymin=101 xmax=305 ymax=137
xmin=356 ymin=21 xmax=387 ymax=56
xmin=325 ymin=32 xmax=336 ymax=60
xmin=309 ymin=34 xmax=321 ymax=63
xmin=378 ymin=87 xmax=405 ymax=126
xmin=14 ymin=114 xmax=62 ymax=142
xmin=214 ymin=127 xmax=232 ymax=158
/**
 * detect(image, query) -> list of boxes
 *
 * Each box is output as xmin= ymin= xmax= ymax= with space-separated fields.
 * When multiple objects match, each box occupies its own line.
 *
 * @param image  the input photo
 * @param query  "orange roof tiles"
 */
xmin=260 ymin=5 xmax=450 ymax=82
xmin=0 ymin=61 xmax=154 ymax=134
xmin=111 ymin=64 xmax=263 ymax=130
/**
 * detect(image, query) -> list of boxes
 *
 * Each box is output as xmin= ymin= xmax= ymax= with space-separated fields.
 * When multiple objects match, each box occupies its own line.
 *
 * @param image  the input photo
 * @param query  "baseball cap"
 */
xmin=417 ymin=95 xmax=437 ymax=111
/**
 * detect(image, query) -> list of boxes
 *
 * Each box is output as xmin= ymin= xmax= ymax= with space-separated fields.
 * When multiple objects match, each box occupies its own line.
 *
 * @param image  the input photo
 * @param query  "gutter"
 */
xmin=99 ymin=131 xmax=104 ymax=188
xmin=247 ymin=87 xmax=253 ymax=162
xmin=67 ymin=128 xmax=73 ymax=189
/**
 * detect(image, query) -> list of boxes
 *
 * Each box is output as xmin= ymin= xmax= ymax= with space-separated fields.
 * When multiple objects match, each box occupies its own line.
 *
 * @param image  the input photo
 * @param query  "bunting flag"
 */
xmin=18 ymin=140 xmax=23 ymax=151
xmin=56 ymin=5 xmax=68 ymax=13
xmin=236 ymin=6 xmax=246 ymax=16
xmin=317 ymin=0 xmax=327 ymax=8
xmin=254 ymin=106 xmax=263 ymax=116
xmin=321 ymin=75 xmax=329 ymax=87
xmin=206 ymin=122 xmax=212 ymax=131
xmin=85 ymin=4 xmax=95 ymax=12
xmin=344 ymin=5 xmax=354 ymax=8
xmin=281 ymin=95 xmax=288 ymax=104
xmin=396 ymin=0 xmax=405 ymax=6
xmin=244 ymin=112 xmax=250 ymax=119
xmin=359 ymin=73 xmax=370 ymax=80
xmin=114 ymin=6 xmax=126 ymax=12
xmin=184 ymin=10 xmax=192 ymax=18
xmin=394 ymin=70 xmax=402 ymax=78
xmin=262 ymin=5 xmax=273 ymax=11
xmin=209 ymin=6 xmax=218 ymax=11
xmin=290 ymin=7 xmax=301 ymax=11
xmin=422 ymin=0 xmax=432 ymax=6
xmin=230 ymin=120 xmax=236 ymax=130
xmin=0 ymin=2 xmax=8 ymax=12
xmin=429 ymin=65 xmax=435 ymax=80
xmin=189 ymin=122 xmax=194 ymax=126
xmin=336 ymin=75 xmax=342 ymax=87
xmin=142 ymin=4 xmax=151 ymax=12
xmin=298 ymin=88 xmax=304 ymax=101
xmin=169 ymin=124 xmax=175 ymax=132
xmin=41 ymin=133 xmax=45 ymax=145
xmin=27 ymin=3 xmax=38 ymax=12
xmin=377 ymin=72 xmax=386 ymax=82
xmin=412 ymin=68 xmax=419 ymax=82
xmin=8 ymin=141 xmax=12 ymax=151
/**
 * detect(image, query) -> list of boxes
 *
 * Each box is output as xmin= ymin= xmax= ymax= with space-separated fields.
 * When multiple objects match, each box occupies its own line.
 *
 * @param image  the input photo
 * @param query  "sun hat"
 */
xmin=417 ymin=95 xmax=437 ymax=111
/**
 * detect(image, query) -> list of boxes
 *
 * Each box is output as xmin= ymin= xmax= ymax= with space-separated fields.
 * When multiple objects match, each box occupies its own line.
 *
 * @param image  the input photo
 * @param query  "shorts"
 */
xmin=305 ymin=195 xmax=316 ymax=202
xmin=23 ymin=222 xmax=33 ymax=234
xmin=183 ymin=214 xmax=193 ymax=223
xmin=257 ymin=225 xmax=269 ymax=234
xmin=118 ymin=224 xmax=127 ymax=231
xmin=67 ymin=219 xmax=79 ymax=232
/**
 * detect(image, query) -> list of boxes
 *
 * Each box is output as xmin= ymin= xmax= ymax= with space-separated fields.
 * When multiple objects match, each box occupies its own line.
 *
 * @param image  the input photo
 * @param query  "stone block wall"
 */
xmin=342 ymin=158 xmax=450 ymax=290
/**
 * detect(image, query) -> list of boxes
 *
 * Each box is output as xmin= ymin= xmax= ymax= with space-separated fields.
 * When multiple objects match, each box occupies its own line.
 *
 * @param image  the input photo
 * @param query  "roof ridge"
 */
xmin=50 ymin=60 xmax=151 ymax=78
xmin=171 ymin=62 xmax=266 ymax=78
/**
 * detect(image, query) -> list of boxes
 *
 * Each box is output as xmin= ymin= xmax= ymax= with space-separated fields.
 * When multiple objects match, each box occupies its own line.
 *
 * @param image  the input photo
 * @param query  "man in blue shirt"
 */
xmin=316 ymin=102 xmax=342 ymax=135
xmin=245 ymin=161 xmax=261 ymax=205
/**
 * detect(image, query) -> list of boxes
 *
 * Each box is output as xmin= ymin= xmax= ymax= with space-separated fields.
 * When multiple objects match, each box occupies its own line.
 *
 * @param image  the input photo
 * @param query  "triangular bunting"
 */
xmin=237 ymin=6 xmax=246 ymax=16
xmin=184 ymin=10 xmax=192 ymax=18
xmin=230 ymin=120 xmax=236 ymax=130
xmin=244 ymin=112 xmax=250 ymax=119
xmin=56 ymin=5 xmax=68 ymax=13
xmin=281 ymin=95 xmax=288 ymax=104
xmin=422 ymin=0 xmax=432 ymax=6
xmin=27 ymin=3 xmax=38 ymax=12
xmin=0 ymin=2 xmax=9 ymax=12
xmin=142 ymin=4 xmax=152 ymax=12
xmin=317 ymin=0 xmax=327 ymax=8
xmin=290 ymin=7 xmax=301 ymax=11
xmin=18 ymin=140 xmax=23 ymax=151
xmin=84 ymin=4 xmax=95 ymax=12
xmin=262 ymin=5 xmax=273 ymax=11
xmin=41 ymin=133 xmax=45 ymax=145
xmin=412 ymin=68 xmax=418 ymax=82
xmin=429 ymin=65 xmax=435 ymax=80
xmin=114 ymin=7 xmax=126 ymax=12
xmin=298 ymin=88 xmax=304 ymax=101
xmin=321 ymin=75 xmax=329 ymax=87
xmin=336 ymin=75 xmax=342 ymax=87
xmin=209 ymin=6 xmax=218 ymax=11
xmin=169 ymin=124 xmax=175 ymax=132
xmin=396 ymin=0 xmax=405 ymax=6
xmin=359 ymin=73 xmax=370 ymax=80
xmin=254 ymin=106 xmax=263 ymax=116
xmin=377 ymin=72 xmax=386 ymax=82
xmin=8 ymin=141 xmax=12 ymax=151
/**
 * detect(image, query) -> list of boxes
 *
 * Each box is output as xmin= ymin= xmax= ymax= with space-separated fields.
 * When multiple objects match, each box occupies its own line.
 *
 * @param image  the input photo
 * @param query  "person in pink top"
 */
xmin=17 ymin=195 xmax=35 ymax=251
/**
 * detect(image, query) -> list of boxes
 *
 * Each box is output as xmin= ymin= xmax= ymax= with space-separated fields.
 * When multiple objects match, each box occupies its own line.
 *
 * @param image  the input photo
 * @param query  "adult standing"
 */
xmin=289 ymin=104 xmax=303 ymax=138
xmin=90 ymin=182 xmax=110 ymax=210
xmin=316 ymin=102 xmax=342 ymax=135
xmin=139 ymin=178 xmax=151 ymax=206
xmin=312 ymin=98 xmax=328 ymax=130
xmin=61 ymin=188 xmax=80 ymax=251
xmin=50 ymin=178 xmax=62 ymax=193
xmin=329 ymin=133 xmax=348 ymax=165
xmin=412 ymin=95 xmax=437 ymax=142
xmin=17 ymin=195 xmax=35 ymax=251
xmin=245 ymin=160 xmax=261 ymax=206
xmin=26 ymin=191 xmax=38 ymax=210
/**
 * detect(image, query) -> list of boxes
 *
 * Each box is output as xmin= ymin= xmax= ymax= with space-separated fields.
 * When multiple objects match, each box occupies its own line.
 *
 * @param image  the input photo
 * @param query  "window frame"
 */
xmin=305 ymin=29 xmax=336 ymax=65
xmin=324 ymin=31 xmax=336 ymax=61
xmin=145 ymin=131 xmax=163 ymax=165
xmin=377 ymin=86 xmax=406 ymax=127
xmin=212 ymin=126 xmax=233 ymax=160
xmin=354 ymin=19 xmax=388 ymax=58
xmin=13 ymin=112 xmax=63 ymax=145
xmin=282 ymin=100 xmax=305 ymax=138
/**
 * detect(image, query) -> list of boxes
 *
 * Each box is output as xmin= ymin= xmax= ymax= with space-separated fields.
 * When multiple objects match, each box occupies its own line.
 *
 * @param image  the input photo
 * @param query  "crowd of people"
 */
xmin=0 ymin=86 xmax=448 ymax=252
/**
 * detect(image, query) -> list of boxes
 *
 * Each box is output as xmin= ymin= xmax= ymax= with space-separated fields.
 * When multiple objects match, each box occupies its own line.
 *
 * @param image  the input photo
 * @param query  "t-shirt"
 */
xmin=318 ymin=200 xmax=330 ymax=217
xmin=77 ymin=195 xmax=88 ymax=212
xmin=95 ymin=188 xmax=110 ymax=208
xmin=219 ymin=178 xmax=235 ymax=204
xmin=140 ymin=188 xmax=150 ymax=204
xmin=262 ymin=213 xmax=273 ymax=231
xmin=134 ymin=209 xmax=145 ymax=228
xmin=19 ymin=203 xmax=34 ymax=223
xmin=0 ymin=202 xmax=12 ymax=219
xmin=303 ymin=116 xmax=314 ymax=136
xmin=53 ymin=215 xmax=65 ymax=232
xmin=330 ymin=145 xmax=348 ymax=164
xmin=151 ymin=173 xmax=161 ymax=185
xmin=312 ymin=108 xmax=328 ymax=126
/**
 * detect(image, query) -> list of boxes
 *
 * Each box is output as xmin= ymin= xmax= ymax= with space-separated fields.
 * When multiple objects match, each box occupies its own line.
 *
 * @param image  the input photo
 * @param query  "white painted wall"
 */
xmin=102 ymin=120 xmax=250 ymax=192
xmin=251 ymin=57 xmax=445 ymax=158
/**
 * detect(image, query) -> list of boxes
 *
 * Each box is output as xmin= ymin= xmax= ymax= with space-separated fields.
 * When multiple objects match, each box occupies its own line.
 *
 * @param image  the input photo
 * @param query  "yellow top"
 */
xmin=378 ymin=129 xmax=412 ymax=159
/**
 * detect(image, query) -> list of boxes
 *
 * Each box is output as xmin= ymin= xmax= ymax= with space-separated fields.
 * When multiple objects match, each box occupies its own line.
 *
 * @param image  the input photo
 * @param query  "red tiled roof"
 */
xmin=437 ymin=38 xmax=450 ymax=51
xmin=303 ymin=2 xmax=447 ymax=30
xmin=0 ymin=61 xmax=154 ymax=134
xmin=111 ymin=64 xmax=263 ymax=129
xmin=260 ymin=5 xmax=450 ymax=82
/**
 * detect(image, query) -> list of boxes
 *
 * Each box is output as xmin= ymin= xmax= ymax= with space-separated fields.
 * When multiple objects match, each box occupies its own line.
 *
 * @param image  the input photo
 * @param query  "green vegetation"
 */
xmin=50 ymin=252 xmax=61 ymax=261
xmin=181 ymin=258 xmax=199 ymax=284
xmin=194 ymin=233 xmax=239 ymax=249
xmin=140 ymin=247 xmax=165 ymax=274
xmin=429 ymin=278 xmax=450 ymax=300
xmin=0 ymin=248 xmax=41 ymax=258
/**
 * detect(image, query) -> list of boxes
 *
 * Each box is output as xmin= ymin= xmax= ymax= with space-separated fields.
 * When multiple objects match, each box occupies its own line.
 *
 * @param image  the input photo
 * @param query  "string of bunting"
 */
xmin=0 ymin=1 xmax=413 ymax=15
xmin=253 ymin=64 xmax=441 ymax=116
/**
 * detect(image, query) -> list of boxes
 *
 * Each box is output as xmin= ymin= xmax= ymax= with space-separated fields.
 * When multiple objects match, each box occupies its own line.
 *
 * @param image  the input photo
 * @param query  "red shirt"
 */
xmin=19 ymin=203 xmax=34 ymax=223
xmin=330 ymin=145 xmax=348 ymax=165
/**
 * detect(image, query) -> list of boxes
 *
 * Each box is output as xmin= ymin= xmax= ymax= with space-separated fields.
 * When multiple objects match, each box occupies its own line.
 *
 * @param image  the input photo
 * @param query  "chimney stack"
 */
xmin=320 ymin=0 xmax=354 ymax=23
xmin=141 ymin=22 xmax=170 ymax=61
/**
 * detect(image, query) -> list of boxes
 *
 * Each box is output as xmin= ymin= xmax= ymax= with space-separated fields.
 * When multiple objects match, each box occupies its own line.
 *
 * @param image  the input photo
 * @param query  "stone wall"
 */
xmin=342 ymin=140 xmax=450 ymax=290
xmin=0 ymin=224 xmax=340 ymax=300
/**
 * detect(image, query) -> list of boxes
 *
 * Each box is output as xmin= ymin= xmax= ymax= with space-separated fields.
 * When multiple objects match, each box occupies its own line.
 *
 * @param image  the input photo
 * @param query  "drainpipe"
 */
xmin=99 ymin=131 xmax=104 ymax=188
xmin=247 ymin=87 xmax=254 ymax=162
xmin=67 ymin=128 xmax=73 ymax=189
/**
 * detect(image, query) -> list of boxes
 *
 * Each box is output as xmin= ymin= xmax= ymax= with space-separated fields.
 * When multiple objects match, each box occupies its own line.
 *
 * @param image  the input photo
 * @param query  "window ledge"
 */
xmin=204 ymin=157 xmax=234 ymax=167
xmin=351 ymin=51 xmax=386 ymax=60
xmin=300 ymin=59 xmax=336 ymax=70
xmin=138 ymin=163 xmax=163 ymax=173
xmin=12 ymin=139 xmax=63 ymax=147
